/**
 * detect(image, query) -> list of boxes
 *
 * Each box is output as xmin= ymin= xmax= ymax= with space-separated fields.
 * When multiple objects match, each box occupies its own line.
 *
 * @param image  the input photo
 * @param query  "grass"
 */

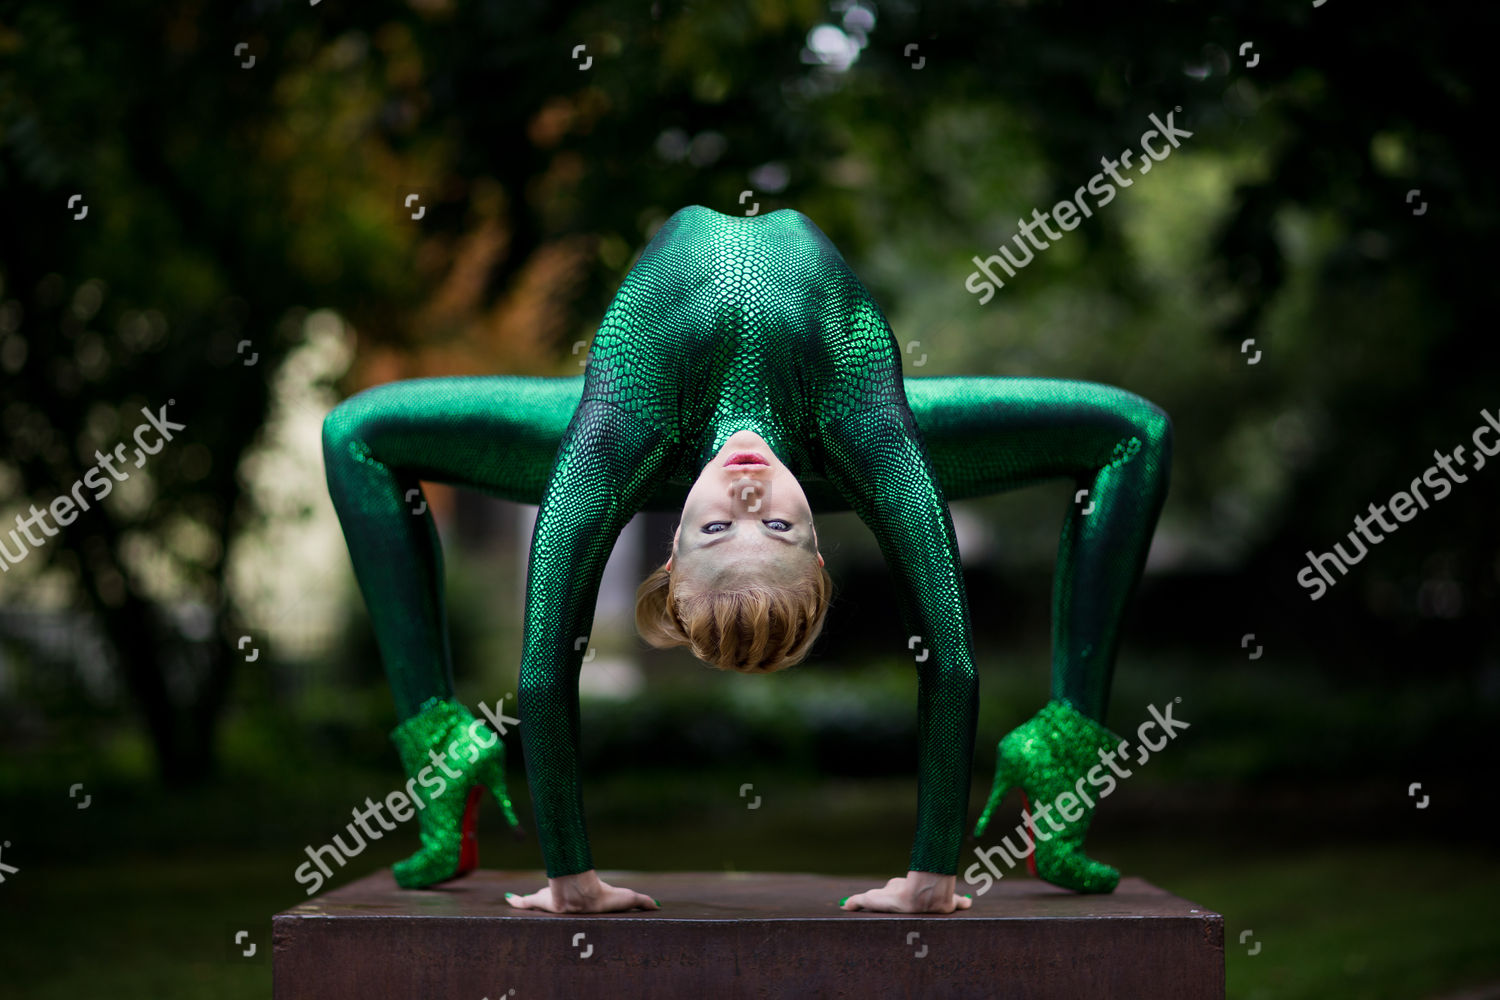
xmin=3 ymin=653 xmax=1495 ymax=997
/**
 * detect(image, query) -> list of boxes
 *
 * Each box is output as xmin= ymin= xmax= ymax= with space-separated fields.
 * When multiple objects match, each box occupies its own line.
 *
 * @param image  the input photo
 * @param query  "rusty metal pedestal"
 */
xmin=273 ymin=870 xmax=1223 ymax=999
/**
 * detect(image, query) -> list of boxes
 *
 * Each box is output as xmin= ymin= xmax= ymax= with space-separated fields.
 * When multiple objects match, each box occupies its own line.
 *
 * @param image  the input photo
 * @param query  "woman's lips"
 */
xmin=724 ymin=451 xmax=770 ymax=467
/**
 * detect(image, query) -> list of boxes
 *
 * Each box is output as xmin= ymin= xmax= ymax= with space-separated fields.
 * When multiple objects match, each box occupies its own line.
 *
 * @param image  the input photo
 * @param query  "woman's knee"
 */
xmin=321 ymin=387 xmax=386 ymax=469
xmin=1093 ymin=387 xmax=1172 ymax=473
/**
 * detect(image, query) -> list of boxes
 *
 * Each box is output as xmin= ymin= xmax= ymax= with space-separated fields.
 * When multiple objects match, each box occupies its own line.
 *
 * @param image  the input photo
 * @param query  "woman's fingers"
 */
xmin=504 ymin=888 xmax=552 ymax=911
xmin=857 ymin=896 xmax=899 ymax=912
xmin=842 ymin=889 xmax=901 ymax=912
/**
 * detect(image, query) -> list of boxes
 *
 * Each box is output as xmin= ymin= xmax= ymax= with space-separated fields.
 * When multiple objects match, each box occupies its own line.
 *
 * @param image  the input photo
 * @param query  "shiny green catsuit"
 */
xmin=323 ymin=206 xmax=1172 ymax=886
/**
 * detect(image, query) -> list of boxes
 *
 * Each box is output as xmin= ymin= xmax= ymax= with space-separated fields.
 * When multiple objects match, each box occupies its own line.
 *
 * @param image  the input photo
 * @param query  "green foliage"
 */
xmin=2 ymin=0 xmax=1496 ymax=767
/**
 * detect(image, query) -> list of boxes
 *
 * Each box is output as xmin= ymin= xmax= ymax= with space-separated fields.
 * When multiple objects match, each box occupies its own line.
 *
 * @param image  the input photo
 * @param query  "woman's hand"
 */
xmin=840 ymin=871 xmax=972 ymax=914
xmin=504 ymin=870 xmax=659 ymax=914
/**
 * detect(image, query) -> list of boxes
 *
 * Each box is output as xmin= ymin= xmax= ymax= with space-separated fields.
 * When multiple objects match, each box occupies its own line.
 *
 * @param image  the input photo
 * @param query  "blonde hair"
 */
xmin=635 ymin=557 xmax=833 ymax=674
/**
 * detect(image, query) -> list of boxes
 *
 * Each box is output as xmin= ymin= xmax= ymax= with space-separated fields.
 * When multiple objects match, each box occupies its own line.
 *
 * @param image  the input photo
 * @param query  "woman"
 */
xmin=322 ymin=205 xmax=1171 ymax=913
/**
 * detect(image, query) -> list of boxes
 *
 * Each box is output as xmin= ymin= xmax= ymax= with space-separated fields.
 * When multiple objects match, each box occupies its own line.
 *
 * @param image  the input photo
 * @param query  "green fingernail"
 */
xmin=838 ymin=896 xmax=848 ymax=906
xmin=504 ymin=891 xmax=517 ymax=898
xmin=653 ymin=898 xmax=661 ymax=905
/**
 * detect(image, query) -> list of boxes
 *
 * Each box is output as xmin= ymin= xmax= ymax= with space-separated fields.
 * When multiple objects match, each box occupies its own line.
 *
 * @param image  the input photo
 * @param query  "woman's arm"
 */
xmin=513 ymin=395 xmax=675 ymax=903
xmin=818 ymin=396 xmax=980 ymax=893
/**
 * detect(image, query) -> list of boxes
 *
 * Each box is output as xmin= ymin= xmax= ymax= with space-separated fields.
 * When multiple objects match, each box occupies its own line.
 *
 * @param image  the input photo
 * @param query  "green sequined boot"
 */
xmin=973 ymin=699 xmax=1122 ymax=893
xmin=388 ymin=697 xmax=523 ymax=889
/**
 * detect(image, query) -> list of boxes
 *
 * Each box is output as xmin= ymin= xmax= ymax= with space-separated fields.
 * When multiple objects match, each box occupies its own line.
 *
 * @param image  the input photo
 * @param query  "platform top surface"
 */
xmin=277 ymin=871 xmax=1221 ymax=923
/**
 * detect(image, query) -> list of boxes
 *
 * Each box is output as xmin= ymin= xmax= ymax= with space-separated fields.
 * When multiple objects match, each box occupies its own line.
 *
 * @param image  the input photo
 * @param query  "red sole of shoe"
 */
xmin=458 ymin=785 xmax=482 ymax=875
xmin=1019 ymin=791 xmax=1039 ymax=879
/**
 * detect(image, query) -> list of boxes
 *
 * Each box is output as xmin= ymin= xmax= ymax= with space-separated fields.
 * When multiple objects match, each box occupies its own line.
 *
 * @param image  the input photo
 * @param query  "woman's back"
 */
xmin=584 ymin=205 xmax=904 ymax=482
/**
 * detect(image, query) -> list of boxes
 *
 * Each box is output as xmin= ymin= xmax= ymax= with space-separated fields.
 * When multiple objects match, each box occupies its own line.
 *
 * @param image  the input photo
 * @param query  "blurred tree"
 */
xmin=0 ymin=0 xmax=428 ymax=781
xmin=2 ymin=0 xmax=1495 ymax=781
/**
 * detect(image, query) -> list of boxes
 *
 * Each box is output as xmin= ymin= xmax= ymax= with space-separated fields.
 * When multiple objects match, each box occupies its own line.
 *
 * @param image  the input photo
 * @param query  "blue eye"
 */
xmin=701 ymin=522 xmax=729 ymax=533
xmin=763 ymin=519 xmax=791 ymax=531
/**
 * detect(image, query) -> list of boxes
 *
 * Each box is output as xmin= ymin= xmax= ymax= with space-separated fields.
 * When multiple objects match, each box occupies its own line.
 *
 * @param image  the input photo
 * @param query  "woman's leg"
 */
xmin=320 ymin=374 xmax=582 ymax=887
xmin=907 ymin=375 xmax=1173 ymax=721
xmin=321 ymin=375 xmax=581 ymax=717
xmin=905 ymin=375 xmax=1172 ymax=893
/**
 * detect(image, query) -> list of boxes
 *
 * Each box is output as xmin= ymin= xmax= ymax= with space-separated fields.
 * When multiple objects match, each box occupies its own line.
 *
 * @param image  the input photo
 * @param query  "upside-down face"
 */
xmin=669 ymin=429 xmax=823 ymax=586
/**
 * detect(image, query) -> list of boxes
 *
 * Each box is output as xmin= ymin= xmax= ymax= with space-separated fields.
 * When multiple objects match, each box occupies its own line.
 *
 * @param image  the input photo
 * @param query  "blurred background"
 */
xmin=2 ymin=1 xmax=1497 ymax=997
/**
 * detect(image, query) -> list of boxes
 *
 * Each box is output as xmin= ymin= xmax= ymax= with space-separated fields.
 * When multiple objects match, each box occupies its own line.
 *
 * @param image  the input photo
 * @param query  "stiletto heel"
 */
xmin=973 ymin=753 xmax=1017 ymax=838
xmin=475 ymin=753 xmax=525 ymax=839
xmin=972 ymin=699 xmax=1122 ymax=894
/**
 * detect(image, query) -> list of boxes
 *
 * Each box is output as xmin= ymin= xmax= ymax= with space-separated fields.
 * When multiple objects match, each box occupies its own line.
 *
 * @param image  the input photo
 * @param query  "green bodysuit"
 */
xmin=323 ymin=206 xmax=1171 ymax=880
